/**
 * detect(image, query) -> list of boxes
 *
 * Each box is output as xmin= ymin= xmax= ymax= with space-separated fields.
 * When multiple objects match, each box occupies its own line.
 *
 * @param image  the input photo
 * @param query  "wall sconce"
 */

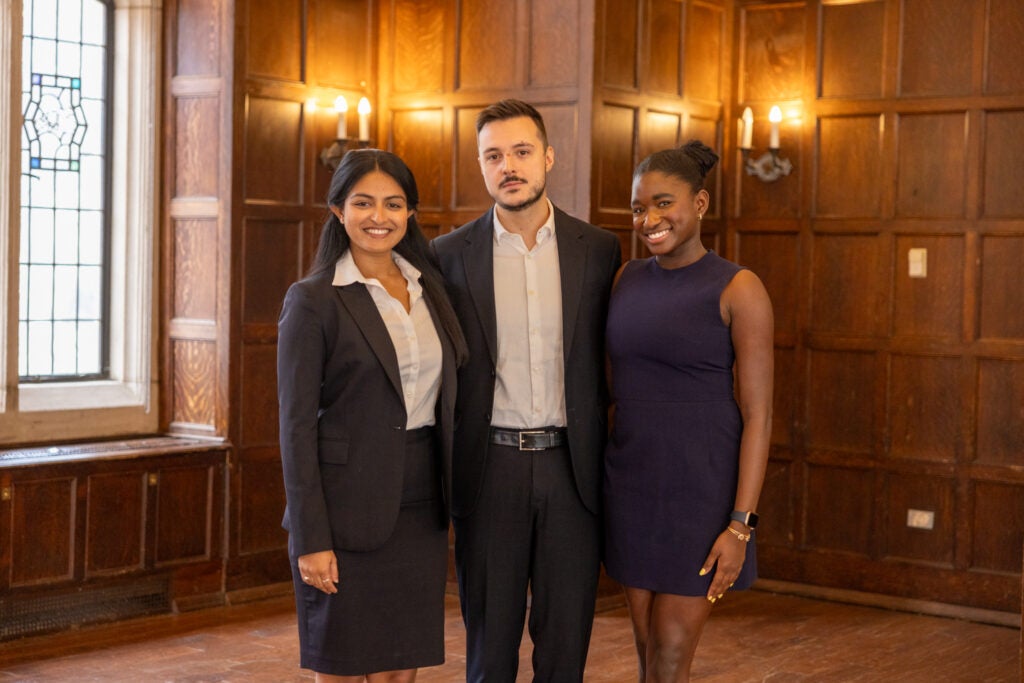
xmin=738 ymin=105 xmax=793 ymax=183
xmin=319 ymin=96 xmax=373 ymax=170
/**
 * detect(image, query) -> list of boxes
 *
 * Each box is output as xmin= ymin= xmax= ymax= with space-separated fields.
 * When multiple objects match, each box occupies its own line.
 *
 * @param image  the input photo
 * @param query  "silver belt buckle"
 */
xmin=518 ymin=429 xmax=546 ymax=451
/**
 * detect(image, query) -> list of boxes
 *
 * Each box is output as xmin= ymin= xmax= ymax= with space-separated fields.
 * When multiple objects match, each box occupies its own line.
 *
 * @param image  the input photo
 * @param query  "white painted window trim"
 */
xmin=1 ymin=0 xmax=162 ymax=444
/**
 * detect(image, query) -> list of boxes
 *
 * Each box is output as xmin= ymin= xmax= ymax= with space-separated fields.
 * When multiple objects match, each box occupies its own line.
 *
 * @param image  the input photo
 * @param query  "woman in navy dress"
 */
xmin=604 ymin=140 xmax=774 ymax=682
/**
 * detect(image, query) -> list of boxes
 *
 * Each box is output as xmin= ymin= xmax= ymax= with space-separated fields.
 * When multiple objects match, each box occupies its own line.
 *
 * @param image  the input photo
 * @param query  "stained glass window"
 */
xmin=19 ymin=0 xmax=111 ymax=380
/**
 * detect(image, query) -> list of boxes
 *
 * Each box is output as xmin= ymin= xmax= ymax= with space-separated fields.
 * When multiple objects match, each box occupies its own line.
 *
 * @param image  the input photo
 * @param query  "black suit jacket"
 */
xmin=431 ymin=206 xmax=621 ymax=517
xmin=277 ymin=268 xmax=457 ymax=555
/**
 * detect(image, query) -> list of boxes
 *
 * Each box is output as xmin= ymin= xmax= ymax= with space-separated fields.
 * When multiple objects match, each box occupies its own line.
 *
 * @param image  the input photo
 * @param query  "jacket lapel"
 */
xmin=461 ymin=213 xmax=498 ymax=365
xmin=334 ymin=283 xmax=404 ymax=401
xmin=554 ymin=208 xmax=585 ymax=360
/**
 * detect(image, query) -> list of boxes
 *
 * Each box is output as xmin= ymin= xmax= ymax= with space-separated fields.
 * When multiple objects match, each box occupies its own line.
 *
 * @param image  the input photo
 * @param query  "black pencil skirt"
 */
xmin=290 ymin=426 xmax=448 ymax=676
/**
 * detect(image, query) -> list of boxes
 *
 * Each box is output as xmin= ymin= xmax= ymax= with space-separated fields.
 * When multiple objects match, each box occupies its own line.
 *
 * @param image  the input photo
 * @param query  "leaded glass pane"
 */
xmin=20 ymin=0 xmax=110 ymax=381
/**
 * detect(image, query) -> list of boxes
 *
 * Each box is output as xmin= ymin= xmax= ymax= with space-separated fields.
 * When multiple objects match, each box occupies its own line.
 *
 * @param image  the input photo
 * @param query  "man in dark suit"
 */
xmin=432 ymin=99 xmax=621 ymax=682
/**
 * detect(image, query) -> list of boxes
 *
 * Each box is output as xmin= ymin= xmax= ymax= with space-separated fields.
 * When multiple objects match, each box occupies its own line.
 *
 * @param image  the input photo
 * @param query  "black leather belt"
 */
xmin=490 ymin=427 xmax=567 ymax=451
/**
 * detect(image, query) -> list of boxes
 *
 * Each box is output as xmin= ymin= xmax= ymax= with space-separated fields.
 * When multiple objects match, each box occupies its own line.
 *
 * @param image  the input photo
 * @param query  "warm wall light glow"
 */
xmin=306 ymin=98 xmax=318 ymax=113
xmin=334 ymin=96 xmax=348 ymax=139
xmin=768 ymin=105 xmax=782 ymax=149
xmin=357 ymin=97 xmax=371 ymax=141
xmin=739 ymin=106 xmax=753 ymax=149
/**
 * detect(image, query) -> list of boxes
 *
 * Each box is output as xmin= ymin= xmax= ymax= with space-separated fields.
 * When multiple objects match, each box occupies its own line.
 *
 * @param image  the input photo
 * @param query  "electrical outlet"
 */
xmin=908 ymin=248 xmax=928 ymax=278
xmin=906 ymin=508 xmax=934 ymax=530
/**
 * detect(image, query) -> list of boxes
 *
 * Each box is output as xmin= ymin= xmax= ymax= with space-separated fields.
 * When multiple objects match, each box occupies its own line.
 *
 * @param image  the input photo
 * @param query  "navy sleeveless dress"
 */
xmin=603 ymin=252 xmax=756 ymax=596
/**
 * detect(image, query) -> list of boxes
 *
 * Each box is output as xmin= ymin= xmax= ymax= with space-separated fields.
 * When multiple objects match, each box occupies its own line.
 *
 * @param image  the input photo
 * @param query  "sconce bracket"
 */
xmin=320 ymin=138 xmax=373 ymax=170
xmin=744 ymin=150 xmax=793 ymax=183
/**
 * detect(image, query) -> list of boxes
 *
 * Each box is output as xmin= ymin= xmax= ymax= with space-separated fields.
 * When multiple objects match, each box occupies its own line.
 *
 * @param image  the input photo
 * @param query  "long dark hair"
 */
xmin=633 ymin=139 xmax=719 ymax=193
xmin=309 ymin=149 xmax=468 ymax=365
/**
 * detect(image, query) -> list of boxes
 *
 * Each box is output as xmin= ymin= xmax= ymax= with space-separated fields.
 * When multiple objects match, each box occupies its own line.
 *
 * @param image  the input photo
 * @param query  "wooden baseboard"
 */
xmin=755 ymin=578 xmax=1021 ymax=629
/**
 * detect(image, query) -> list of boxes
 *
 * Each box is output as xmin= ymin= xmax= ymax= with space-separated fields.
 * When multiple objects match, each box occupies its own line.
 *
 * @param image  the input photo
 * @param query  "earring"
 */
xmin=698 ymin=214 xmax=703 ymax=221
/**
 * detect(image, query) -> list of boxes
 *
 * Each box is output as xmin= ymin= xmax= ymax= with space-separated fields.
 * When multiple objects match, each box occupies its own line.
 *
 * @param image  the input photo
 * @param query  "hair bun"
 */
xmin=680 ymin=140 xmax=719 ymax=179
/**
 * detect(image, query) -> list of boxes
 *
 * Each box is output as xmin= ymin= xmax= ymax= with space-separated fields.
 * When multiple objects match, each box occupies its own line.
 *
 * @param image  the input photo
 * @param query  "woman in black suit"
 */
xmin=278 ymin=149 xmax=467 ymax=682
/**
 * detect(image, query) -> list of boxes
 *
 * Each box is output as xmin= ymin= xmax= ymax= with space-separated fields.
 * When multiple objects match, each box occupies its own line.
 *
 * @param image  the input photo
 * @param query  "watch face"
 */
xmin=732 ymin=510 xmax=759 ymax=528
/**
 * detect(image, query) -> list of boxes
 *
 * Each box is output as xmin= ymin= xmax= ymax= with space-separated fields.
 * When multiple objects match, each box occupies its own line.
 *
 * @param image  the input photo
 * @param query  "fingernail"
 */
xmin=698 ymin=568 xmax=707 ymax=576
xmin=717 ymin=594 xmax=724 ymax=599
xmin=707 ymin=596 xmax=717 ymax=603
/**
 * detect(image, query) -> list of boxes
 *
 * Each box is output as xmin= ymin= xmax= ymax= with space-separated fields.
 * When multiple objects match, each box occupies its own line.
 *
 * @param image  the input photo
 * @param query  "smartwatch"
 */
xmin=730 ymin=510 xmax=759 ymax=528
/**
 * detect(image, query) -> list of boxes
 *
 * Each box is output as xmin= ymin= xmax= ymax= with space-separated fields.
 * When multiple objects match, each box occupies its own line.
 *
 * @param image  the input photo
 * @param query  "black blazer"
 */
xmin=431 ymin=206 xmax=621 ymax=517
xmin=277 ymin=268 xmax=457 ymax=555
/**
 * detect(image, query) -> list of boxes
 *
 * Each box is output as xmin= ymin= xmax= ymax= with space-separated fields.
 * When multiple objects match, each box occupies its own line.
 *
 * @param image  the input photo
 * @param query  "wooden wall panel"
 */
xmin=819 ymin=0 xmax=884 ymax=99
xmin=454 ymin=106 xmax=491 ymax=211
xmin=771 ymin=347 xmax=797 ymax=448
xmin=739 ymin=3 xmax=805 ymax=102
xmin=309 ymin=0 xmax=371 ymax=89
xmin=602 ymin=0 xmax=639 ymax=89
xmin=810 ymin=234 xmax=886 ymax=337
xmin=978 ymin=235 xmax=1024 ymax=339
xmin=390 ymin=0 xmax=446 ymax=93
xmin=155 ymin=466 xmax=213 ymax=566
xmin=173 ymin=220 xmax=218 ymax=320
xmin=242 ymin=220 xmax=303 ymax=325
xmin=171 ymin=340 xmax=217 ymax=428
xmin=85 ymin=472 xmax=146 ymax=575
xmin=975 ymin=359 xmax=1024 ymax=466
xmin=646 ymin=0 xmax=683 ymax=96
xmin=641 ymin=110 xmax=681 ymax=162
xmin=174 ymin=97 xmax=220 ymax=198
xmin=391 ymin=109 xmax=445 ymax=210
xmin=815 ymin=115 xmax=883 ymax=218
xmin=899 ymin=0 xmax=973 ymax=97
xmin=982 ymin=110 xmax=1024 ymax=218
xmin=686 ymin=2 xmax=724 ymax=102
xmin=10 ymin=478 xmax=75 ymax=585
xmin=895 ymin=113 xmax=967 ymax=218
xmin=735 ymin=232 xmax=799 ymax=339
xmin=805 ymin=464 xmax=873 ymax=554
xmin=892 ymin=235 xmax=963 ymax=339
xmin=972 ymin=481 xmax=1024 ymax=572
xmin=529 ymin=0 xmax=579 ymax=88
xmin=239 ymin=346 xmax=279 ymax=447
xmin=884 ymin=473 xmax=955 ymax=565
xmin=244 ymin=97 xmax=304 ymax=203
xmin=806 ymin=350 xmax=876 ymax=453
xmin=247 ymin=0 xmax=303 ymax=82
xmin=457 ymin=3 xmax=517 ymax=90
xmin=758 ymin=459 xmax=794 ymax=546
xmin=984 ymin=0 xmax=1024 ymax=95
xmin=538 ymin=104 xmax=582 ymax=214
xmin=595 ymin=104 xmax=636 ymax=214
xmin=175 ymin=0 xmax=222 ymax=76
xmin=237 ymin=448 xmax=288 ymax=555
xmin=888 ymin=354 xmax=961 ymax=461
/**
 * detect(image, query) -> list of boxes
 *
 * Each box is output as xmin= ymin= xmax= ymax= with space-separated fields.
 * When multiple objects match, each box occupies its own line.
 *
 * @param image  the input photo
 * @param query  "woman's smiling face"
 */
xmin=331 ymin=170 xmax=412 ymax=259
xmin=630 ymin=170 xmax=709 ymax=267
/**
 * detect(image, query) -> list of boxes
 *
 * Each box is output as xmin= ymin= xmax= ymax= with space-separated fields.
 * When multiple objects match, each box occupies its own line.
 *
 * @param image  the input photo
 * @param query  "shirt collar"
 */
xmin=332 ymin=249 xmax=423 ymax=296
xmin=492 ymin=198 xmax=556 ymax=246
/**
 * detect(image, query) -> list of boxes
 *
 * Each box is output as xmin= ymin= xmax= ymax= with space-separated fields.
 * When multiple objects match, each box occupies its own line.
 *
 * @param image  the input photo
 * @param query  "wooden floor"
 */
xmin=0 ymin=588 xmax=1018 ymax=682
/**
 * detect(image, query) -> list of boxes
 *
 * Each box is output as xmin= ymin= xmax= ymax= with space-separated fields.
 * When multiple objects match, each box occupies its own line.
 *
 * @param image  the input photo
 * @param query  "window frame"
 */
xmin=1 ymin=0 xmax=162 ymax=444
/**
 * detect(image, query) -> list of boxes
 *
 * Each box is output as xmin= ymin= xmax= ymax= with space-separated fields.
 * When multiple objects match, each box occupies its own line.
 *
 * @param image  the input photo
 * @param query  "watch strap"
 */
xmin=730 ymin=510 xmax=759 ymax=528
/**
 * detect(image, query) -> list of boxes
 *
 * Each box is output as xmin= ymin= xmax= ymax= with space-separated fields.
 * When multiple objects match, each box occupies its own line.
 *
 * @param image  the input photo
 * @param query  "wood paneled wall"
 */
xmin=591 ymin=0 xmax=731 ymax=257
xmin=154 ymin=0 xmax=1022 ymax=617
xmin=730 ymin=0 xmax=1024 ymax=614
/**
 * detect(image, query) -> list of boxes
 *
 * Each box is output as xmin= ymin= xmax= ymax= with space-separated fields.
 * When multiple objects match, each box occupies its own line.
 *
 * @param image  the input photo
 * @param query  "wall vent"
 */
xmin=0 ymin=578 xmax=171 ymax=641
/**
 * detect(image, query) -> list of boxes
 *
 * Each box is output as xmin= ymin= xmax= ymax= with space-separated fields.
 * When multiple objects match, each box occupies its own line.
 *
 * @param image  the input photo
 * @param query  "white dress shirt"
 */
xmin=491 ymin=199 xmax=566 ymax=429
xmin=333 ymin=250 xmax=442 ymax=429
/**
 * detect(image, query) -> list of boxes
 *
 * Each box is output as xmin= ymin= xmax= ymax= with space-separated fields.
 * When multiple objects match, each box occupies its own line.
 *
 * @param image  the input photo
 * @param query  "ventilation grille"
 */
xmin=0 ymin=578 xmax=171 ymax=641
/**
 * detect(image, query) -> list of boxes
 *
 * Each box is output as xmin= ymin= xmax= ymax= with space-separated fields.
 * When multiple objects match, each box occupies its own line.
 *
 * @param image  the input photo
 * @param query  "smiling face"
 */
xmin=330 ymin=170 xmax=412 ymax=260
xmin=477 ymin=116 xmax=554 ymax=213
xmin=630 ymin=170 xmax=710 ymax=268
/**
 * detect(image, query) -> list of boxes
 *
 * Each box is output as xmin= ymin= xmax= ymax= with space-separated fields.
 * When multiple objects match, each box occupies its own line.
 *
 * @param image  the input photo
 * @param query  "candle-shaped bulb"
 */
xmin=358 ymin=97 xmax=371 ymax=141
xmin=768 ymin=105 xmax=782 ymax=149
xmin=334 ymin=96 xmax=348 ymax=139
xmin=741 ymin=107 xmax=753 ymax=150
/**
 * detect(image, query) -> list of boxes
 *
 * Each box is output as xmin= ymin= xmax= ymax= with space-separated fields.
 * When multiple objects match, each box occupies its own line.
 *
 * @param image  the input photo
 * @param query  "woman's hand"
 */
xmin=698 ymin=527 xmax=748 ymax=602
xmin=297 ymin=549 xmax=339 ymax=594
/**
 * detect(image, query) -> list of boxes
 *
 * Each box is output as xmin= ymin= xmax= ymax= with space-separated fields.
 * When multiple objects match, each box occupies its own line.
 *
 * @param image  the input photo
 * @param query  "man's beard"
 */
xmin=496 ymin=181 xmax=546 ymax=212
